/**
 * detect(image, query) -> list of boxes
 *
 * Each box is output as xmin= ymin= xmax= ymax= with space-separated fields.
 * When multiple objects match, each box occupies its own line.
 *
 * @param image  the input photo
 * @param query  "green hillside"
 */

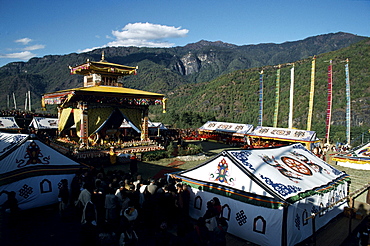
xmin=152 ymin=38 xmax=370 ymax=144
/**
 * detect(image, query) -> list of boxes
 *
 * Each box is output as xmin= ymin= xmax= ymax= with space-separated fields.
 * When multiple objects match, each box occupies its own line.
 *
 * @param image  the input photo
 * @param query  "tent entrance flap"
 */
xmin=92 ymin=108 xmax=141 ymax=135
xmin=58 ymin=108 xmax=74 ymax=132
xmin=88 ymin=107 xmax=115 ymax=136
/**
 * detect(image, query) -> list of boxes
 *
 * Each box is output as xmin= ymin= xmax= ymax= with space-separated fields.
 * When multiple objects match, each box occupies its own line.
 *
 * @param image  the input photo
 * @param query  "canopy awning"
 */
xmin=248 ymin=126 xmax=320 ymax=143
xmin=198 ymin=121 xmax=254 ymax=135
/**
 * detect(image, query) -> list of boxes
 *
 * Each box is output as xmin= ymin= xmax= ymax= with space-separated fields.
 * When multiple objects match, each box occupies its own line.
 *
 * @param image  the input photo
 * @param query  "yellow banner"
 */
xmin=273 ymin=66 xmax=281 ymax=127
xmin=307 ymin=57 xmax=316 ymax=131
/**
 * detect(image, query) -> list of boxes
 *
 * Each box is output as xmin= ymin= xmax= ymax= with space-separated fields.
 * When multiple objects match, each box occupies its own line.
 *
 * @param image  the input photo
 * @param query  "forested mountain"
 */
xmin=0 ymin=32 xmax=369 ymax=143
xmin=152 ymin=37 xmax=370 ymax=144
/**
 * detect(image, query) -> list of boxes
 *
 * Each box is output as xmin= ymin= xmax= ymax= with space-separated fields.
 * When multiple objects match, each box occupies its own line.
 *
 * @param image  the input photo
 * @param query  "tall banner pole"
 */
xmin=307 ymin=56 xmax=316 ymax=131
xmin=28 ymin=91 xmax=31 ymax=112
xmin=325 ymin=60 xmax=333 ymax=144
xmin=258 ymin=70 xmax=264 ymax=126
xmin=345 ymin=58 xmax=351 ymax=145
xmin=288 ymin=64 xmax=294 ymax=129
xmin=273 ymin=65 xmax=281 ymax=127
xmin=24 ymin=92 xmax=28 ymax=111
xmin=13 ymin=92 xmax=17 ymax=110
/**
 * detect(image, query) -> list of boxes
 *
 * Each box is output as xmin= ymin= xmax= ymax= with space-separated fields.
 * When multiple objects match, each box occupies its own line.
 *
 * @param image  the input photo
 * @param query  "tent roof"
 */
xmin=0 ymin=132 xmax=83 ymax=186
xmin=120 ymin=120 xmax=167 ymax=130
xmin=0 ymin=117 xmax=21 ymax=130
xmin=332 ymin=142 xmax=370 ymax=164
xmin=248 ymin=126 xmax=320 ymax=143
xmin=149 ymin=122 xmax=167 ymax=129
xmin=29 ymin=117 xmax=58 ymax=130
xmin=171 ymin=143 xmax=349 ymax=208
xmin=340 ymin=142 xmax=370 ymax=159
xmin=198 ymin=121 xmax=254 ymax=135
xmin=0 ymin=132 xmax=29 ymax=157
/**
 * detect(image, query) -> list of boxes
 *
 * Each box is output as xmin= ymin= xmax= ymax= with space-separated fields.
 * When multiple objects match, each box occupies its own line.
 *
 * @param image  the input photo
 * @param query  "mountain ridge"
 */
xmin=0 ymin=32 xmax=369 ymax=143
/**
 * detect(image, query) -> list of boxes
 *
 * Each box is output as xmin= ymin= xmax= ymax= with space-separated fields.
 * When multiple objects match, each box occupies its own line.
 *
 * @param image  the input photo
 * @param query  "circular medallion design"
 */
xmin=281 ymin=156 xmax=312 ymax=176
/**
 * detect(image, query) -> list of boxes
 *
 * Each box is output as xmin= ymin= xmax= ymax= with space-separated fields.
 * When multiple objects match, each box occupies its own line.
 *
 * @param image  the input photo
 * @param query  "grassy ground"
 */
xmin=105 ymin=140 xmax=236 ymax=180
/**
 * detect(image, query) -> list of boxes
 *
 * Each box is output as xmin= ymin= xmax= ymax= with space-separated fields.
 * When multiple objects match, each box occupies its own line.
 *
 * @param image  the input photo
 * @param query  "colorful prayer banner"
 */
xmin=273 ymin=66 xmax=281 ymax=127
xmin=325 ymin=60 xmax=333 ymax=143
xmin=258 ymin=72 xmax=264 ymax=126
xmin=307 ymin=57 xmax=316 ymax=131
xmin=345 ymin=59 xmax=351 ymax=144
xmin=288 ymin=65 xmax=294 ymax=129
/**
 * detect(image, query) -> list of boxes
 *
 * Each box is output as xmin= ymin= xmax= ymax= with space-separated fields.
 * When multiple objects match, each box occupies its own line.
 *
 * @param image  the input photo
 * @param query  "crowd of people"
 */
xmin=0 ymin=109 xmax=57 ymax=118
xmin=58 ymin=166 xmax=228 ymax=246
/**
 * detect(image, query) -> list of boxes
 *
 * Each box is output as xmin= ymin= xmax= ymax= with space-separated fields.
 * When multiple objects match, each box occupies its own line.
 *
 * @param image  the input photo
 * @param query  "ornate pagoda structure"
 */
xmin=42 ymin=53 xmax=167 ymax=148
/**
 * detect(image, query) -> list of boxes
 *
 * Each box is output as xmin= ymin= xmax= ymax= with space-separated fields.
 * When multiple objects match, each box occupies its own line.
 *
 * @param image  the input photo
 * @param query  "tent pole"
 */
xmin=312 ymin=216 xmax=317 ymax=246
xmin=28 ymin=91 xmax=31 ymax=112
xmin=281 ymin=206 xmax=288 ymax=246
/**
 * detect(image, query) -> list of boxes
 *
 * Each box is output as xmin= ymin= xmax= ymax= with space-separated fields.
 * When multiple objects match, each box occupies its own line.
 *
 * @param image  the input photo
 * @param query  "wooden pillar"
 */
xmin=57 ymin=107 xmax=62 ymax=136
xmin=141 ymin=107 xmax=149 ymax=141
xmin=80 ymin=102 xmax=89 ymax=147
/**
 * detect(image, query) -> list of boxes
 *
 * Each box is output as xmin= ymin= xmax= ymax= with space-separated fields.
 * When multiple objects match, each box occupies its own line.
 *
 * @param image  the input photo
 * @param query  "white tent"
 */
xmin=29 ymin=117 xmax=58 ymax=129
xmin=171 ymin=143 xmax=350 ymax=246
xmin=198 ymin=121 xmax=254 ymax=136
xmin=0 ymin=132 xmax=84 ymax=210
xmin=332 ymin=142 xmax=370 ymax=170
xmin=0 ymin=117 xmax=21 ymax=130
xmin=119 ymin=119 xmax=167 ymax=132
xmin=148 ymin=122 xmax=168 ymax=130
xmin=248 ymin=126 xmax=320 ymax=143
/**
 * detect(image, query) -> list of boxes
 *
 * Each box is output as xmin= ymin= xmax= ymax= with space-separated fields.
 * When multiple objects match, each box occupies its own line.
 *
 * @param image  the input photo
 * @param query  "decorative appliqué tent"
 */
xmin=248 ymin=126 xmax=320 ymax=144
xmin=170 ymin=143 xmax=350 ymax=246
xmin=29 ymin=117 xmax=58 ymax=130
xmin=0 ymin=117 xmax=21 ymax=130
xmin=332 ymin=142 xmax=370 ymax=170
xmin=0 ymin=132 xmax=84 ymax=210
xmin=198 ymin=121 xmax=254 ymax=135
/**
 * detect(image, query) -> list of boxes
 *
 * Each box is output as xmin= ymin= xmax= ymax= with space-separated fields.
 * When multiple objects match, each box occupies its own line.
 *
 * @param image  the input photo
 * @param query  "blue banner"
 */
xmin=345 ymin=60 xmax=351 ymax=144
xmin=259 ymin=72 xmax=264 ymax=126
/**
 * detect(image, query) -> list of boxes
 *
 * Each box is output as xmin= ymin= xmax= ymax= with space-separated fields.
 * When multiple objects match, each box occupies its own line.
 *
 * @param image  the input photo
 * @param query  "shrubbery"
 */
xmin=141 ymin=142 xmax=203 ymax=161
xmin=141 ymin=150 xmax=168 ymax=161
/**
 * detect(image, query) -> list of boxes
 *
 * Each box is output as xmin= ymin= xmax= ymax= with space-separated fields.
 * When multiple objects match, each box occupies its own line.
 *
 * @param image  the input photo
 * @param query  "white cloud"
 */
xmin=111 ymin=22 xmax=188 ymax=42
xmin=107 ymin=38 xmax=176 ymax=48
xmin=78 ymin=46 xmax=103 ymax=53
xmin=0 ymin=38 xmax=45 ymax=61
xmin=79 ymin=22 xmax=189 ymax=53
xmin=24 ymin=44 xmax=45 ymax=51
xmin=15 ymin=38 xmax=32 ymax=45
xmin=0 ymin=51 xmax=35 ymax=60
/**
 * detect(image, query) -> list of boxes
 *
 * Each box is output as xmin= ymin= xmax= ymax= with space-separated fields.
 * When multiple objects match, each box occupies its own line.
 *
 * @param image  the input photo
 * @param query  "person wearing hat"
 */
xmin=124 ymin=205 xmax=138 ymax=222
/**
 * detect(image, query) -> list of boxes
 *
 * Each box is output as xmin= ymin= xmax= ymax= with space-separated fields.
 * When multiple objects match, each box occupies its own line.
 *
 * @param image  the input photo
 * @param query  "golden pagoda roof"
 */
xmin=43 ymin=85 xmax=164 ymax=99
xmin=42 ymin=86 xmax=166 ymax=108
xmin=70 ymin=60 xmax=137 ymax=76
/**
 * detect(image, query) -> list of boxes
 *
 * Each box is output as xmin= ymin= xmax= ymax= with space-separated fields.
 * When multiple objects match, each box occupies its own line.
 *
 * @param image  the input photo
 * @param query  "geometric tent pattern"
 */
xmin=0 ymin=132 xmax=84 ymax=210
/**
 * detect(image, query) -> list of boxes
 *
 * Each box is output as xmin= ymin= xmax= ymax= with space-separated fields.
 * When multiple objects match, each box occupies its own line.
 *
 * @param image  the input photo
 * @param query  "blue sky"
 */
xmin=0 ymin=0 xmax=369 ymax=67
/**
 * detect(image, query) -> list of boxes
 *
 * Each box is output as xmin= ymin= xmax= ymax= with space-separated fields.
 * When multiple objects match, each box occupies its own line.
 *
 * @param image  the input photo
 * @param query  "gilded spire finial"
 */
xmin=100 ymin=51 xmax=106 ymax=62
